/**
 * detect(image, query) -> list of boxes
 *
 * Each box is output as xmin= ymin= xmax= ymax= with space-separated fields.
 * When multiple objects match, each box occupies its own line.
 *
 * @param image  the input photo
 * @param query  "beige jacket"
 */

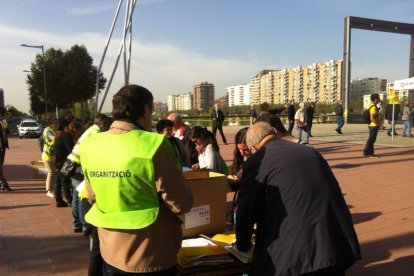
xmin=85 ymin=121 xmax=193 ymax=273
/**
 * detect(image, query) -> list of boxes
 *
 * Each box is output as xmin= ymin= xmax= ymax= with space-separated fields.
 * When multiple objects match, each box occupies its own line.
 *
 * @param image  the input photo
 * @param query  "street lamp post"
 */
xmin=21 ymin=44 xmax=48 ymax=117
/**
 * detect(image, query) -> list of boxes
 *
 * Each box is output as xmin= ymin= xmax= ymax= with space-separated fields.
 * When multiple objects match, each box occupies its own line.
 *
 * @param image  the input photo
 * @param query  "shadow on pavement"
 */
xmin=352 ymin=212 xmax=382 ymax=224
xmin=0 ymin=203 xmax=49 ymax=210
xmin=349 ymin=231 xmax=414 ymax=276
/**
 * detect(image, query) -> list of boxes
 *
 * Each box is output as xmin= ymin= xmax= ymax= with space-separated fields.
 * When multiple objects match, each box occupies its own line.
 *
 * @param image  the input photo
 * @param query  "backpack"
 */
xmin=363 ymin=105 xmax=376 ymax=124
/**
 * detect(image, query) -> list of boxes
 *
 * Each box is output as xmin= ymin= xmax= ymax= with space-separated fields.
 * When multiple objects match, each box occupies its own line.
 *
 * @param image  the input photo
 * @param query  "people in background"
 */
xmin=402 ymin=100 xmax=413 ymax=137
xmin=0 ymin=107 xmax=11 ymax=191
xmin=156 ymin=119 xmax=190 ymax=170
xmin=42 ymin=119 xmax=60 ymax=197
xmin=53 ymin=121 xmax=83 ymax=207
xmin=294 ymin=102 xmax=310 ymax=144
xmin=255 ymin=113 xmax=298 ymax=143
xmin=249 ymin=105 xmax=257 ymax=125
xmin=167 ymin=113 xmax=198 ymax=165
xmin=305 ymin=102 xmax=315 ymax=137
xmin=363 ymin=93 xmax=381 ymax=158
xmin=335 ymin=101 xmax=344 ymax=134
xmin=211 ymin=103 xmax=227 ymax=145
xmin=385 ymin=99 xmax=400 ymax=136
xmin=236 ymin=122 xmax=361 ymax=276
xmin=287 ymin=100 xmax=296 ymax=134
xmin=258 ymin=102 xmax=285 ymax=117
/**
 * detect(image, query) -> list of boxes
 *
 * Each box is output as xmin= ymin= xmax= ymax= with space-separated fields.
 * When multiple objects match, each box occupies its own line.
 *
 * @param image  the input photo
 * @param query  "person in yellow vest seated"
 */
xmin=78 ymin=84 xmax=193 ymax=275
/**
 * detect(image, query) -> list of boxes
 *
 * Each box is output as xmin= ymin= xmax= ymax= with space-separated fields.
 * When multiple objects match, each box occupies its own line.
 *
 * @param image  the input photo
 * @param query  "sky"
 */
xmin=1 ymin=0 xmax=413 ymax=113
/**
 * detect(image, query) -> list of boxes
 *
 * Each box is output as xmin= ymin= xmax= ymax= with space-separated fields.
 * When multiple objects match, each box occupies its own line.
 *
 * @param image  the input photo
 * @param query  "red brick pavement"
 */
xmin=1 ymin=134 xmax=413 ymax=275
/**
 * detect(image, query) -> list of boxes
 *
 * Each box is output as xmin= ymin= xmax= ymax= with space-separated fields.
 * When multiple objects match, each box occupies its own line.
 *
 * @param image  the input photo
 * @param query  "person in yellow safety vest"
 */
xmin=78 ymin=84 xmax=193 ymax=275
xmin=66 ymin=114 xmax=112 ymax=276
xmin=41 ymin=119 xmax=60 ymax=197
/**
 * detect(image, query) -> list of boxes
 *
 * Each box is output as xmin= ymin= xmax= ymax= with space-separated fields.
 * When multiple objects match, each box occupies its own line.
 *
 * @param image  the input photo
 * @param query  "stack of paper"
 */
xmin=211 ymin=232 xmax=254 ymax=263
xmin=178 ymin=238 xmax=234 ymax=268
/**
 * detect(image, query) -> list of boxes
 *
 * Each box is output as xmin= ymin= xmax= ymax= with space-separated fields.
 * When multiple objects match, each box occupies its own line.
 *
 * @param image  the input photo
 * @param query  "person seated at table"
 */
xmin=190 ymin=126 xmax=223 ymax=173
xmin=156 ymin=119 xmax=190 ymax=170
xmin=228 ymin=127 xmax=251 ymax=224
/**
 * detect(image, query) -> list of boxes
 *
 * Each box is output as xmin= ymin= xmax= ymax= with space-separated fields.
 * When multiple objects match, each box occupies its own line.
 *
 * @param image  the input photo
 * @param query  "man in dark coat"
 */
xmin=305 ymin=102 xmax=315 ymax=137
xmin=211 ymin=103 xmax=227 ymax=145
xmin=287 ymin=100 xmax=296 ymax=134
xmin=236 ymin=122 xmax=361 ymax=276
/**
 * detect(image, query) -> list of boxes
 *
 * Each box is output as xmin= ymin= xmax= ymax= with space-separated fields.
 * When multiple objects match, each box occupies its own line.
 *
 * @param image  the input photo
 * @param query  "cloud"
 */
xmin=66 ymin=4 xmax=116 ymax=16
xmin=0 ymin=23 xmax=258 ymax=113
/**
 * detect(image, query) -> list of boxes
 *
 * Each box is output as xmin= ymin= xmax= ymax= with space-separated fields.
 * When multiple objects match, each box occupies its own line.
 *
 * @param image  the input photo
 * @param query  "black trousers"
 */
xmin=212 ymin=122 xmax=227 ymax=144
xmin=363 ymin=126 xmax=379 ymax=155
xmin=0 ymin=149 xmax=7 ymax=183
xmin=89 ymin=226 xmax=103 ymax=276
xmin=288 ymin=120 xmax=295 ymax=134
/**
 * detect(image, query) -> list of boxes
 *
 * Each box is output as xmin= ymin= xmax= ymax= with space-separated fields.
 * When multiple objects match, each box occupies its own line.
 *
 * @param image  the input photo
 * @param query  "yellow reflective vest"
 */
xmin=78 ymin=129 xmax=165 ymax=229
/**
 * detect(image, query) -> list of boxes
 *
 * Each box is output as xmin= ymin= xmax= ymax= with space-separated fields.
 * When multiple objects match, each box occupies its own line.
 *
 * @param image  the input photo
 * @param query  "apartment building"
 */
xmin=153 ymin=101 xmax=168 ymax=113
xmin=350 ymin=78 xmax=387 ymax=100
xmin=252 ymin=60 xmax=343 ymax=105
xmin=250 ymin=70 xmax=276 ymax=105
xmin=227 ymin=84 xmax=251 ymax=107
xmin=167 ymin=92 xmax=192 ymax=111
xmin=192 ymin=82 xmax=215 ymax=111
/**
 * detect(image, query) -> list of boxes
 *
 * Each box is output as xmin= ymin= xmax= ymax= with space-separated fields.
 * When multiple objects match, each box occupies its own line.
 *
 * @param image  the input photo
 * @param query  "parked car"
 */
xmin=17 ymin=119 xmax=42 ymax=139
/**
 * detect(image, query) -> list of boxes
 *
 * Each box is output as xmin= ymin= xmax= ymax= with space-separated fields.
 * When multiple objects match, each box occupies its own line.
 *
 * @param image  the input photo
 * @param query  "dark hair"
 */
xmin=191 ymin=126 xmax=220 ymax=152
xmin=260 ymin=102 xmax=269 ymax=111
xmin=64 ymin=121 xmax=83 ymax=139
xmin=230 ymin=127 xmax=248 ymax=175
xmin=156 ymin=119 xmax=174 ymax=134
xmin=112 ymin=85 xmax=153 ymax=122
xmin=49 ymin=118 xmax=59 ymax=126
xmin=94 ymin=113 xmax=112 ymax=131
xmin=371 ymin=93 xmax=380 ymax=102
xmin=255 ymin=113 xmax=288 ymax=134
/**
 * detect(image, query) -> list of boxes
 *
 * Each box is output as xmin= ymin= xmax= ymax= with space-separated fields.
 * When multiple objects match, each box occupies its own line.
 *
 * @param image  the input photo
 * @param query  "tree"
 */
xmin=26 ymin=44 xmax=106 ymax=116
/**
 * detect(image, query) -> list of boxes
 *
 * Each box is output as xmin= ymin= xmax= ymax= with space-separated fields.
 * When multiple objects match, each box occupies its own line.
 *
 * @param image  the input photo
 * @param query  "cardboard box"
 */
xmin=180 ymin=171 xmax=227 ymax=238
xmin=31 ymin=161 xmax=47 ymax=179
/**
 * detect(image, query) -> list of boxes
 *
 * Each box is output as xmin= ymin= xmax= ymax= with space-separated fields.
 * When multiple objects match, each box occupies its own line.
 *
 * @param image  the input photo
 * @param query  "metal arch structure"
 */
xmin=94 ymin=0 xmax=137 ymax=115
xmin=343 ymin=16 xmax=414 ymax=122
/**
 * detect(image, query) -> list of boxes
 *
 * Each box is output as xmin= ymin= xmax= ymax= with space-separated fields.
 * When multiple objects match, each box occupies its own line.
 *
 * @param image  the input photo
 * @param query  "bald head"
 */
xmin=167 ymin=112 xmax=183 ymax=130
xmin=246 ymin=122 xmax=276 ymax=149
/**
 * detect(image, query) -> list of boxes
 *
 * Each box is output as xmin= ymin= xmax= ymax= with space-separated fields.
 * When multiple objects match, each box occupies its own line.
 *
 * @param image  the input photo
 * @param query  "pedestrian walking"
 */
xmin=294 ymin=102 xmax=310 ymax=144
xmin=249 ymin=105 xmax=257 ymax=125
xmin=363 ymin=93 xmax=381 ymax=158
xmin=335 ymin=101 xmax=344 ymax=134
xmin=402 ymin=100 xmax=413 ymax=137
xmin=211 ymin=103 xmax=227 ymax=145
xmin=287 ymin=100 xmax=296 ymax=134
xmin=305 ymin=102 xmax=315 ymax=137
